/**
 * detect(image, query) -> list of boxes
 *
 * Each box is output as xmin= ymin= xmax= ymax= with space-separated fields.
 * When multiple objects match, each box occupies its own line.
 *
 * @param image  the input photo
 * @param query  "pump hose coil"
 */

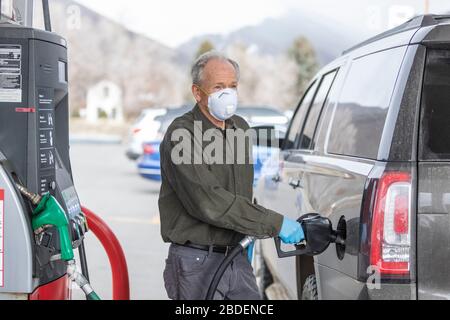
xmin=205 ymin=236 xmax=254 ymax=300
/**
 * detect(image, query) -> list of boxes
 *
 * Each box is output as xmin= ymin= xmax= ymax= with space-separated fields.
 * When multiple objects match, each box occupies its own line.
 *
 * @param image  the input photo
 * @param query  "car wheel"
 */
xmin=301 ymin=274 xmax=318 ymax=300
xmin=253 ymin=241 xmax=273 ymax=299
xmin=296 ymin=255 xmax=315 ymax=299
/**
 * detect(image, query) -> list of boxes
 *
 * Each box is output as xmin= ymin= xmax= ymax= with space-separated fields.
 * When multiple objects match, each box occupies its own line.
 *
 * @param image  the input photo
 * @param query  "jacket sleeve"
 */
xmin=160 ymin=131 xmax=283 ymax=238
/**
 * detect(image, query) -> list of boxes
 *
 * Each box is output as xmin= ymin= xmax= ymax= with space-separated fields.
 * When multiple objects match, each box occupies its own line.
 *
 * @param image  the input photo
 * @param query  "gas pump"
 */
xmin=0 ymin=0 xmax=129 ymax=300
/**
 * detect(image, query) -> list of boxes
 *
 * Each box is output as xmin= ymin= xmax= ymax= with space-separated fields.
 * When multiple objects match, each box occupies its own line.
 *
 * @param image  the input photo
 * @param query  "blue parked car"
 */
xmin=137 ymin=106 xmax=288 ymax=185
xmin=137 ymin=141 xmax=162 ymax=181
xmin=138 ymin=141 xmax=281 ymax=186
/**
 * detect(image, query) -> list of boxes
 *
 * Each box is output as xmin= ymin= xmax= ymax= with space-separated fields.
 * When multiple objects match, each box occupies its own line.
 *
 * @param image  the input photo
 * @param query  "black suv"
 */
xmin=253 ymin=14 xmax=450 ymax=300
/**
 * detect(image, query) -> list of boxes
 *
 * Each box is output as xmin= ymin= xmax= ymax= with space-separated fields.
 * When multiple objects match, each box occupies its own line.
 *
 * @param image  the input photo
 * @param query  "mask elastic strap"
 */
xmin=195 ymin=85 xmax=209 ymax=97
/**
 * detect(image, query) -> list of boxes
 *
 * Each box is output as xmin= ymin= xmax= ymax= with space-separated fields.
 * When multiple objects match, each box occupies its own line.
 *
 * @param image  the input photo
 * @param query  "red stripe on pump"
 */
xmin=15 ymin=108 xmax=36 ymax=113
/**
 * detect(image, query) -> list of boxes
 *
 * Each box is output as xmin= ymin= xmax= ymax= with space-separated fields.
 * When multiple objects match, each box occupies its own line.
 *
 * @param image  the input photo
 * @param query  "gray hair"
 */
xmin=191 ymin=51 xmax=240 ymax=86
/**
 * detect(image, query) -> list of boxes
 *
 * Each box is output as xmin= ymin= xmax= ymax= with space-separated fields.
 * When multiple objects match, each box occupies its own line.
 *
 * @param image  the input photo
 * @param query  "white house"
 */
xmin=85 ymin=80 xmax=124 ymax=123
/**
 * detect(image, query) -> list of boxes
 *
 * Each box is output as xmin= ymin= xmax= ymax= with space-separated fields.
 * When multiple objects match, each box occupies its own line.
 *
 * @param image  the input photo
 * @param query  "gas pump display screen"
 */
xmin=61 ymin=186 xmax=81 ymax=219
xmin=0 ymin=44 xmax=21 ymax=103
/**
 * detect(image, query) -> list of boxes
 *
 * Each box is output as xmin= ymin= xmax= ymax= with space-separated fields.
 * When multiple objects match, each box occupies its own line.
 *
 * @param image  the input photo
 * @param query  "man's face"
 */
xmin=192 ymin=59 xmax=238 ymax=111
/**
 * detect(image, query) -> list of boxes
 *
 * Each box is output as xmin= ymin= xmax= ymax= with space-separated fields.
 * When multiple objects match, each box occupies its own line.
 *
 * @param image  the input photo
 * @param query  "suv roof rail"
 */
xmin=342 ymin=14 xmax=450 ymax=55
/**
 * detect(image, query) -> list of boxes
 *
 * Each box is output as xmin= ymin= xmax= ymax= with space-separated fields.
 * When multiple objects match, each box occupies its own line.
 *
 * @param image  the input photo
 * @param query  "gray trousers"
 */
xmin=163 ymin=243 xmax=261 ymax=300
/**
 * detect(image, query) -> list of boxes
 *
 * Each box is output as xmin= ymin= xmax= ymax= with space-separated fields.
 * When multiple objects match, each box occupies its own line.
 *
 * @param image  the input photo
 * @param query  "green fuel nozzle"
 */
xmin=16 ymin=183 xmax=74 ymax=261
xmin=16 ymin=183 xmax=101 ymax=300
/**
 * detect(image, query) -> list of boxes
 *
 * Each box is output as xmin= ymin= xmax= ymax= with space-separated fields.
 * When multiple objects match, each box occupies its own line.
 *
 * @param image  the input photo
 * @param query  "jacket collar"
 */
xmin=192 ymin=104 xmax=237 ymax=131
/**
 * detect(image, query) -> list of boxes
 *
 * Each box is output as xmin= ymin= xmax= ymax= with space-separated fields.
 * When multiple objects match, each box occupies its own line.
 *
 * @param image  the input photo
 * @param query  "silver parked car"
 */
xmin=126 ymin=108 xmax=167 ymax=160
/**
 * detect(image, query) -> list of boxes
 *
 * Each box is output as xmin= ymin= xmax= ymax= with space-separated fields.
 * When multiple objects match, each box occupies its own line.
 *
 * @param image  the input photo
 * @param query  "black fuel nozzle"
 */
xmin=275 ymin=213 xmax=345 ymax=258
xmin=329 ymin=228 xmax=346 ymax=246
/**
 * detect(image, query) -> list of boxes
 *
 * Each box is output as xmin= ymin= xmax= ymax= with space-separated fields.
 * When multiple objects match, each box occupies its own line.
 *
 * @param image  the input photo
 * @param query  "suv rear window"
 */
xmin=327 ymin=46 xmax=406 ymax=159
xmin=420 ymin=49 xmax=450 ymax=160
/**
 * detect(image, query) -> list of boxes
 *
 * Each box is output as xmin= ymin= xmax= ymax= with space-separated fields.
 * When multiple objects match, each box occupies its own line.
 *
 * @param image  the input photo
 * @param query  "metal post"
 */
xmin=42 ymin=0 xmax=51 ymax=31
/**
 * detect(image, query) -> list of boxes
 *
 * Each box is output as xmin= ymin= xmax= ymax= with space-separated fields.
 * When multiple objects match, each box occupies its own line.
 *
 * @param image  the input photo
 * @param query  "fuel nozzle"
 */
xmin=15 ymin=185 xmax=101 ymax=300
xmin=329 ymin=228 xmax=346 ymax=246
xmin=15 ymin=183 xmax=74 ymax=261
xmin=275 ymin=213 xmax=345 ymax=258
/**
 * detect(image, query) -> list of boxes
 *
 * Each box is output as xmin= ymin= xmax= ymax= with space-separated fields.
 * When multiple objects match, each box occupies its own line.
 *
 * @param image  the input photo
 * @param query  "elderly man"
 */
xmin=159 ymin=51 xmax=304 ymax=300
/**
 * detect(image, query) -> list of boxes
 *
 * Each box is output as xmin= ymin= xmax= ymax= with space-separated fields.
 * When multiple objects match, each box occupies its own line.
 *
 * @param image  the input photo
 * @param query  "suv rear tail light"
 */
xmin=370 ymin=172 xmax=411 ymax=276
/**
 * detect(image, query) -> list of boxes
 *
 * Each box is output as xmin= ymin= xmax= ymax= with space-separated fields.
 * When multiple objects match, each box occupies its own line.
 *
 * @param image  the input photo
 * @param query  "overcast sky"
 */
xmin=75 ymin=0 xmax=450 ymax=47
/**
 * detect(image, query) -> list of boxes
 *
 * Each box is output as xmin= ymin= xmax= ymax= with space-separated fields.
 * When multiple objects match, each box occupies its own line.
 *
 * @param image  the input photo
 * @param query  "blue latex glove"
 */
xmin=247 ymin=240 xmax=255 ymax=263
xmin=279 ymin=217 xmax=305 ymax=244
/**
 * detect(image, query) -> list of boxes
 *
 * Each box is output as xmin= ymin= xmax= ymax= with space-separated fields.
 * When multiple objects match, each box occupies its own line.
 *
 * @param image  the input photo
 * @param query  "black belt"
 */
xmin=182 ymin=242 xmax=238 ymax=255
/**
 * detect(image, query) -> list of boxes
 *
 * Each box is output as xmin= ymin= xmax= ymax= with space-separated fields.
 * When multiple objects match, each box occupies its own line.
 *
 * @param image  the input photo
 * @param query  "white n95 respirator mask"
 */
xmin=204 ymin=88 xmax=238 ymax=121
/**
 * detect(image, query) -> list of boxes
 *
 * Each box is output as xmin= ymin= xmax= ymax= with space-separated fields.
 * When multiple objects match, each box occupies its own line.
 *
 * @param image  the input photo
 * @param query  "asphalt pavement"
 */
xmin=69 ymin=143 xmax=169 ymax=300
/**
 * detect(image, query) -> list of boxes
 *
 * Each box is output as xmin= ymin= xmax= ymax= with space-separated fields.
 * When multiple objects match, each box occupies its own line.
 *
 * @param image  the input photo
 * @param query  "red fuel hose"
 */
xmin=81 ymin=206 xmax=130 ymax=300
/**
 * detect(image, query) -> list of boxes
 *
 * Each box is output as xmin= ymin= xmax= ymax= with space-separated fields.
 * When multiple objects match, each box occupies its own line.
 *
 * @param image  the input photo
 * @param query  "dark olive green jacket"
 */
xmin=158 ymin=105 xmax=283 ymax=246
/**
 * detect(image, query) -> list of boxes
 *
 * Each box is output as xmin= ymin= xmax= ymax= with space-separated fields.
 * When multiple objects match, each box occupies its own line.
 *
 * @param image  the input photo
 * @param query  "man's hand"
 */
xmin=279 ymin=217 xmax=305 ymax=244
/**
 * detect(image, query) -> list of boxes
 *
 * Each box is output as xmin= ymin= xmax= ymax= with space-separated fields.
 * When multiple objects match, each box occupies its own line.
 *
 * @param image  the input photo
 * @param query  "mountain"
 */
xmin=38 ymin=2 xmax=372 ymax=116
xmin=43 ymin=0 xmax=186 ymax=115
xmin=177 ymin=9 xmax=364 ymax=66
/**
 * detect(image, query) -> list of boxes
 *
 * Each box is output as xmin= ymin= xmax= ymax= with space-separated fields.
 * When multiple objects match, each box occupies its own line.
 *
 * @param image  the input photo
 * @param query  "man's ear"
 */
xmin=192 ymin=85 xmax=202 ymax=103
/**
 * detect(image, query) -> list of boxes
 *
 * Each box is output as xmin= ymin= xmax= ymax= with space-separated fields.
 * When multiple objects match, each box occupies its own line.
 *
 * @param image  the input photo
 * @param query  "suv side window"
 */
xmin=298 ymin=70 xmax=338 ymax=150
xmin=327 ymin=46 xmax=406 ymax=159
xmin=283 ymin=81 xmax=318 ymax=150
xmin=420 ymin=49 xmax=450 ymax=160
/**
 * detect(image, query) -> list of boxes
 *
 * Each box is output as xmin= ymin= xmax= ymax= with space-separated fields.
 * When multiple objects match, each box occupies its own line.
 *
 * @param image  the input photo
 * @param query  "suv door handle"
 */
xmin=271 ymin=174 xmax=281 ymax=183
xmin=288 ymin=178 xmax=302 ymax=189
